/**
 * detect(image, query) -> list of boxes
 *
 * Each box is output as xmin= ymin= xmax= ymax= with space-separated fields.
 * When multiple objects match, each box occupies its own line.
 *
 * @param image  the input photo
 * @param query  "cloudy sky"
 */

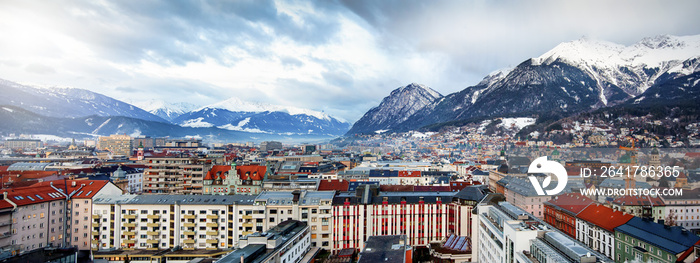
xmin=1 ymin=0 xmax=699 ymax=122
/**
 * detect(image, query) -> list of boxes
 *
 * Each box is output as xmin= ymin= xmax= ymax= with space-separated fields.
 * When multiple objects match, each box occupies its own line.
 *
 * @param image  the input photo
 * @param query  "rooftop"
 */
xmin=358 ymin=235 xmax=409 ymax=263
xmin=615 ymin=217 xmax=700 ymax=254
xmin=93 ymin=194 xmax=256 ymax=205
xmin=576 ymin=203 xmax=633 ymax=232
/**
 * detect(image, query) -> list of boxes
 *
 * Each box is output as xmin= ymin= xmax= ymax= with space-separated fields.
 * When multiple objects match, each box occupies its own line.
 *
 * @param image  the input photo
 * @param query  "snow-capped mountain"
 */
xmin=131 ymin=99 xmax=199 ymax=122
xmin=175 ymin=97 xmax=350 ymax=136
xmin=374 ymin=34 xmax=700 ymax=132
xmin=0 ymin=79 xmax=167 ymax=122
xmin=346 ymin=83 xmax=442 ymax=135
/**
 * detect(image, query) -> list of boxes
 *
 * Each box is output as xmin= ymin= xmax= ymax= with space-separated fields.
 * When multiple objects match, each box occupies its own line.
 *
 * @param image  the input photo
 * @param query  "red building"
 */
xmin=543 ymin=193 xmax=594 ymax=238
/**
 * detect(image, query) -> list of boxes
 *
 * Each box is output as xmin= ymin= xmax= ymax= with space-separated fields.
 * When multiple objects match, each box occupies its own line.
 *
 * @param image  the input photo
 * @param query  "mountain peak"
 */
xmin=203 ymin=97 xmax=338 ymax=122
xmin=346 ymin=83 xmax=442 ymax=135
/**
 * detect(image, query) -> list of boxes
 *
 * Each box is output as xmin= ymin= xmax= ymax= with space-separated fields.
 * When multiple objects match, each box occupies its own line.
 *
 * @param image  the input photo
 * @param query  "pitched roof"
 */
xmin=317 ymin=179 xmax=349 ymax=191
xmin=544 ymin=193 xmax=594 ymax=216
xmin=236 ymin=165 xmax=266 ymax=181
xmin=612 ymin=195 xmax=664 ymax=207
xmin=615 ymin=217 xmax=700 ymax=254
xmin=205 ymin=165 xmax=232 ymax=181
xmin=576 ymin=203 xmax=633 ymax=232
xmin=33 ymin=179 xmax=109 ymax=199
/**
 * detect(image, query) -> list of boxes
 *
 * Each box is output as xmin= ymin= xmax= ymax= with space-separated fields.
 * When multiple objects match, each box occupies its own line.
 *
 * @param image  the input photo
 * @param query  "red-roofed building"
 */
xmin=611 ymin=195 xmax=664 ymax=219
xmin=543 ymin=193 xmax=594 ymax=238
xmin=576 ymin=203 xmax=634 ymax=259
xmin=203 ymin=165 xmax=234 ymax=195
xmin=0 ymin=170 xmax=63 ymax=189
xmin=317 ymin=179 xmax=349 ymax=192
xmin=32 ymin=179 xmax=122 ymax=250
xmin=234 ymin=165 xmax=266 ymax=195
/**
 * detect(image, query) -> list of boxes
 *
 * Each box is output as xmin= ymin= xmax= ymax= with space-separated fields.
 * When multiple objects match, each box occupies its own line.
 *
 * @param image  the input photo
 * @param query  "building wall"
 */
xmin=543 ymin=204 xmax=576 ymax=238
xmin=98 ymin=135 xmax=133 ymax=157
xmin=576 ymin=219 xmax=615 ymax=259
xmin=615 ymin=231 xmax=676 ymax=263
xmin=142 ymin=157 xmax=212 ymax=194
xmin=92 ymin=202 xmax=248 ymax=251
xmin=330 ymin=201 xmax=472 ymax=253
xmin=10 ymin=200 xmax=64 ymax=254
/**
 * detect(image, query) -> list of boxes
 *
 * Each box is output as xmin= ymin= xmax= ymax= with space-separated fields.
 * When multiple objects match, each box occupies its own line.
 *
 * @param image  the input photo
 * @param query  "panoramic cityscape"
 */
xmin=1 ymin=1 xmax=700 ymax=263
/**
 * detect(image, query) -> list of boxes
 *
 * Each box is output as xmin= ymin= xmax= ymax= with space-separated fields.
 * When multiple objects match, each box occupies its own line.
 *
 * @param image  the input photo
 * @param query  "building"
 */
xmin=357 ymin=235 xmax=412 ymax=263
xmin=216 ymin=220 xmax=311 ymax=263
xmin=473 ymin=200 xmax=609 ymax=263
xmin=259 ymin=141 xmax=283 ymax=152
xmin=91 ymin=194 xmax=255 ymax=251
xmin=97 ymin=134 xmax=133 ymax=157
xmin=499 ymin=176 xmax=553 ymax=218
xmin=252 ymin=190 xmax=335 ymax=251
xmin=575 ymin=203 xmax=633 ymax=259
xmin=141 ymin=157 xmax=214 ymax=194
xmin=543 ymin=193 xmax=594 ymax=238
xmin=234 ymin=164 xmax=266 ymax=195
xmin=330 ymin=186 xmax=484 ymax=253
xmin=428 ymin=234 xmax=471 ymax=263
xmin=3 ymin=139 xmax=42 ymax=150
xmin=615 ymin=217 xmax=700 ymax=262
xmin=661 ymin=188 xmax=700 ymax=234
xmin=203 ymin=165 xmax=236 ymax=195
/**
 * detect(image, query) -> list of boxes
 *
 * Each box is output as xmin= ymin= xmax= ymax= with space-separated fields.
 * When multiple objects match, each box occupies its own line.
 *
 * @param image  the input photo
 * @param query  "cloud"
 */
xmin=0 ymin=0 xmax=699 ymax=124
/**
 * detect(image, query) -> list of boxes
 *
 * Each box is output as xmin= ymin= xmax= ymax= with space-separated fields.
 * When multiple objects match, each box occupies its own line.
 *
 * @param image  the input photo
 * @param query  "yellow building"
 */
xmin=98 ymin=134 xmax=133 ymax=157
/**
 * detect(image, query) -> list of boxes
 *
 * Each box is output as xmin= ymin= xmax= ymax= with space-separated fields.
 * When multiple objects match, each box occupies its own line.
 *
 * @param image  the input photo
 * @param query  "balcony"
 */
xmin=206 ymin=223 xmax=218 ymax=227
xmin=206 ymin=231 xmax=218 ymax=236
xmin=183 ymin=239 xmax=195 ymax=244
xmin=206 ymin=215 xmax=219 ymax=219
xmin=123 ymin=223 xmax=136 ymax=228
xmin=206 ymin=239 xmax=218 ymax=244
xmin=146 ymin=223 xmax=160 ymax=227
xmin=147 ymin=231 xmax=159 ymax=236
xmin=147 ymin=240 xmax=159 ymax=244
xmin=0 ymin=232 xmax=10 ymax=239
xmin=183 ymin=215 xmax=196 ymax=219
xmin=183 ymin=223 xmax=195 ymax=227
xmin=92 ymin=231 xmax=99 ymax=236
xmin=92 ymin=223 xmax=100 ymax=228
xmin=123 ymin=231 xmax=136 ymax=236
xmin=92 ymin=215 xmax=100 ymax=219
xmin=242 ymin=215 xmax=253 ymax=220
xmin=91 ymin=240 xmax=99 ymax=244
xmin=124 ymin=215 xmax=137 ymax=219
xmin=147 ymin=215 xmax=160 ymax=219
xmin=183 ymin=231 xmax=196 ymax=236
xmin=123 ymin=240 xmax=135 ymax=244
xmin=242 ymin=223 xmax=254 ymax=228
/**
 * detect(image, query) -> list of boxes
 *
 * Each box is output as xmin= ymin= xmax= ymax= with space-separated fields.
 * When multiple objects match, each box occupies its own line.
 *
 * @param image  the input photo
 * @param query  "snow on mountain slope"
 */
xmin=0 ymin=78 xmax=167 ymax=122
xmin=132 ymin=99 xmax=199 ymax=122
xmin=203 ymin=97 xmax=335 ymax=121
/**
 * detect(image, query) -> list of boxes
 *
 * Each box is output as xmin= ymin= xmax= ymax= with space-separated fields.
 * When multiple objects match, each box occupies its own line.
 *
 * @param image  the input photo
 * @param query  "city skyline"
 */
xmin=1 ymin=0 xmax=700 ymax=122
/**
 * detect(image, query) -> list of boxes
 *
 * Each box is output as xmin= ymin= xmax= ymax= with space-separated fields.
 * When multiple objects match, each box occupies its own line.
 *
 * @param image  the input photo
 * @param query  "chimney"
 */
xmin=71 ymin=181 xmax=76 ymax=187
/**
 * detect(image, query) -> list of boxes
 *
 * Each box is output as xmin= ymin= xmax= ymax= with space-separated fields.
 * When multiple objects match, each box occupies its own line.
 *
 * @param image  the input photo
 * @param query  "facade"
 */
xmin=3 ymin=139 xmax=42 ymax=150
xmin=98 ymin=134 xmax=133 ymax=157
xmin=575 ymin=203 xmax=633 ymax=259
xmin=543 ymin=193 xmax=594 ymax=238
xmin=91 ymin=194 xmax=255 ymax=251
xmin=661 ymin=188 xmax=700 ymax=234
xmin=203 ymin=165 xmax=236 ymax=195
xmin=330 ymin=186 xmax=484 ymax=253
xmin=615 ymin=217 xmax=700 ymax=263
xmin=259 ymin=141 xmax=283 ymax=152
xmin=500 ymin=176 xmax=552 ymax=218
xmin=473 ymin=200 xmax=608 ymax=263
xmin=141 ymin=157 xmax=214 ymax=194
xmin=252 ymin=191 xmax=335 ymax=251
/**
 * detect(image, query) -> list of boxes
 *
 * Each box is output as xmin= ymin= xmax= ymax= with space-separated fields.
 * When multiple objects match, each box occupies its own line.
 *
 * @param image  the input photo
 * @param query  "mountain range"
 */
xmin=347 ymin=34 xmax=700 ymax=134
xmin=0 ymin=79 xmax=350 ymax=142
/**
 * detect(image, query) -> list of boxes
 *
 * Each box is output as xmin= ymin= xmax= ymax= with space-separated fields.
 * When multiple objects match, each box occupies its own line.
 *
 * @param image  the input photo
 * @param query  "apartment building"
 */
xmin=91 ymin=194 xmax=255 ymax=251
xmin=141 ymin=157 xmax=215 ymax=194
xmin=575 ymin=203 xmax=633 ymax=259
xmin=329 ymin=185 xmax=484 ymax=253
xmin=98 ymin=134 xmax=133 ymax=157
xmin=251 ymin=190 xmax=335 ymax=251
xmin=473 ymin=200 xmax=609 ymax=263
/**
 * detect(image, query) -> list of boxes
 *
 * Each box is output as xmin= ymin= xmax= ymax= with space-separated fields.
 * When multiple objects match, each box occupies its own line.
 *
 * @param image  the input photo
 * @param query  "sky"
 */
xmin=1 ymin=0 xmax=699 ymax=123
